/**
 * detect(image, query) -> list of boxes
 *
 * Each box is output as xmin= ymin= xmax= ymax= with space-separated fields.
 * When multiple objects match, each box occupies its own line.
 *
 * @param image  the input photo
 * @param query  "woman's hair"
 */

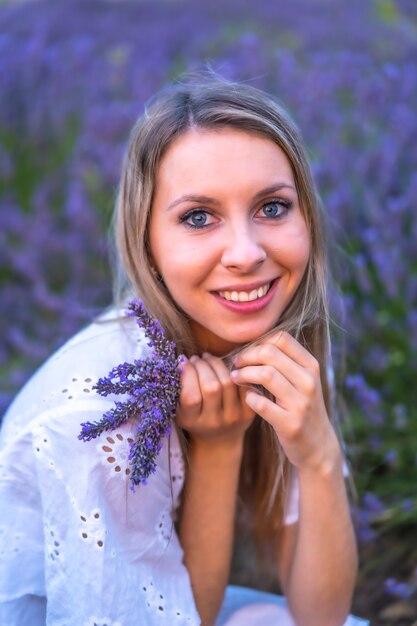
xmin=113 ymin=75 xmax=332 ymax=556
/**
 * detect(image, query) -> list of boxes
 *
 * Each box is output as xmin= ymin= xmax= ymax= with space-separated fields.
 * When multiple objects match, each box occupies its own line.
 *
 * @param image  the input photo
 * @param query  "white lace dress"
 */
xmin=0 ymin=312 xmax=369 ymax=626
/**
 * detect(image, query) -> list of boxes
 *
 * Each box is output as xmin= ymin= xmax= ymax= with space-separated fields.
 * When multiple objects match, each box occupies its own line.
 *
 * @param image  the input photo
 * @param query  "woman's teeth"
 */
xmin=219 ymin=283 xmax=271 ymax=302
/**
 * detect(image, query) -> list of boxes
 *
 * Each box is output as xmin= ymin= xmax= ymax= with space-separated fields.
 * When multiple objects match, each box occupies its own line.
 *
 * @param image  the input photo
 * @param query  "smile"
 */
xmin=218 ymin=282 xmax=271 ymax=302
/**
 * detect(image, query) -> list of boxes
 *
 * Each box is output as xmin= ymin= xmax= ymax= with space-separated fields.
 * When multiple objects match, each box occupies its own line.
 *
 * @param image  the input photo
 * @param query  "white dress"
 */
xmin=0 ymin=311 xmax=369 ymax=626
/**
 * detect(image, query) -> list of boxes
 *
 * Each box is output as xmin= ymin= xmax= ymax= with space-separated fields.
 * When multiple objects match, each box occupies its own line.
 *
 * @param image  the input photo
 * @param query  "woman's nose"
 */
xmin=220 ymin=224 xmax=267 ymax=272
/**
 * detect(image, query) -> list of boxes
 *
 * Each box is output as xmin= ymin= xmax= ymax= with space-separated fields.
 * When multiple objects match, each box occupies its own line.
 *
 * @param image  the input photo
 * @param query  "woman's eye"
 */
xmin=180 ymin=210 xmax=212 ymax=229
xmin=259 ymin=200 xmax=292 ymax=219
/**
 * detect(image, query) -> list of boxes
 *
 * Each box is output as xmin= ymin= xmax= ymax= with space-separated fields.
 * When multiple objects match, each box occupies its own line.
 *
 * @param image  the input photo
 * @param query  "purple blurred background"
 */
xmin=1 ymin=0 xmax=416 ymax=620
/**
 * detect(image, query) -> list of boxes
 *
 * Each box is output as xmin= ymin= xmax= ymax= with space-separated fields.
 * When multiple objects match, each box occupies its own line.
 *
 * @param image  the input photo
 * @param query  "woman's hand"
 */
xmin=176 ymin=353 xmax=255 ymax=447
xmin=231 ymin=332 xmax=341 ymax=472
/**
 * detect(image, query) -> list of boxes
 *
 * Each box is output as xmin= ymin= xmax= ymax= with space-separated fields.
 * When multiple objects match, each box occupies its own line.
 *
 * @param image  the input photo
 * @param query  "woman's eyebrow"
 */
xmin=166 ymin=194 xmax=221 ymax=212
xmin=165 ymin=183 xmax=296 ymax=212
xmin=252 ymin=183 xmax=296 ymax=200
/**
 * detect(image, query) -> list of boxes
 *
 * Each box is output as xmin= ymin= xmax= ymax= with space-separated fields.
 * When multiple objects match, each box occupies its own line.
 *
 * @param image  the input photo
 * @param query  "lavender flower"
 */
xmin=78 ymin=300 xmax=183 ymax=487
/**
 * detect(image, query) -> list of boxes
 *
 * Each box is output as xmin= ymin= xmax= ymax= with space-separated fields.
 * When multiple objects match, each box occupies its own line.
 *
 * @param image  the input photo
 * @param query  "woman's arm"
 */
xmin=232 ymin=333 xmax=358 ymax=626
xmin=288 ymin=464 xmax=357 ymax=625
xmin=178 ymin=437 xmax=243 ymax=626
xmin=176 ymin=353 xmax=255 ymax=626
xmin=278 ymin=462 xmax=358 ymax=626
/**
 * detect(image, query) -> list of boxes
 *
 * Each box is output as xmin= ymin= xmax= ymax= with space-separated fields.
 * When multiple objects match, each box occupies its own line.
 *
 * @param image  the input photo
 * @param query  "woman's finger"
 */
xmin=233 ymin=343 xmax=300 ymax=387
xmin=201 ymin=353 xmax=237 ymax=411
xmin=231 ymin=364 xmax=296 ymax=410
xmin=244 ymin=388 xmax=288 ymax=429
xmin=188 ymin=355 xmax=223 ymax=416
xmin=236 ymin=331 xmax=318 ymax=372
xmin=202 ymin=353 xmax=255 ymax=422
xmin=270 ymin=331 xmax=318 ymax=370
xmin=233 ymin=335 xmax=321 ymax=395
xmin=178 ymin=358 xmax=202 ymax=421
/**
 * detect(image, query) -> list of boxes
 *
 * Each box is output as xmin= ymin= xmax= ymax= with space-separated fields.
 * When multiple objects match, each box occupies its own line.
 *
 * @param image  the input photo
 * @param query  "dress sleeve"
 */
xmin=0 ymin=425 xmax=47 ymax=625
xmin=0 ymin=317 xmax=200 ymax=626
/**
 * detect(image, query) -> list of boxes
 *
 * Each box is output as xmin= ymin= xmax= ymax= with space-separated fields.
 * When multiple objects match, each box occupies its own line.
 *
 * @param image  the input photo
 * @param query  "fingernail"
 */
xmin=189 ymin=355 xmax=199 ymax=363
xmin=230 ymin=370 xmax=238 ymax=378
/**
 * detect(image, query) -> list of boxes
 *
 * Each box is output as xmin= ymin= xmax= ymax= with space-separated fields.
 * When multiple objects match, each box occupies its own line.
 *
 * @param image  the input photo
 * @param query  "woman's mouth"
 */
xmin=213 ymin=279 xmax=279 ymax=314
xmin=218 ymin=282 xmax=271 ymax=302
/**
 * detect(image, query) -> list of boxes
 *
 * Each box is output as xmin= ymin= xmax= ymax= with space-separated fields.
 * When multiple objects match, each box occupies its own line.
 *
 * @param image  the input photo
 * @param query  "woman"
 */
xmin=0 ymin=77 xmax=368 ymax=625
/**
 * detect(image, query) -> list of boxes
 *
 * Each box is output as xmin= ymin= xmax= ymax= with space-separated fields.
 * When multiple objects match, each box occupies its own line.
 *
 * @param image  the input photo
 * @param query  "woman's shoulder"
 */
xmin=0 ymin=305 xmax=186 ymax=512
xmin=1 ymin=307 xmax=151 ymax=440
xmin=54 ymin=306 xmax=151 ymax=367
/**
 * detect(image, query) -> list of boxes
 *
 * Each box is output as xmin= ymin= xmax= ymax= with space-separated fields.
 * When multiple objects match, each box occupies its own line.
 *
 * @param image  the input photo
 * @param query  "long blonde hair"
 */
xmin=113 ymin=76 xmax=332 ymax=552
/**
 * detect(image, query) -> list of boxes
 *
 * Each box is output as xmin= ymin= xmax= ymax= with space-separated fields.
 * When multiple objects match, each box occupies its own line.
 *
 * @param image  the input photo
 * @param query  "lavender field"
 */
xmin=1 ymin=0 xmax=416 ymax=622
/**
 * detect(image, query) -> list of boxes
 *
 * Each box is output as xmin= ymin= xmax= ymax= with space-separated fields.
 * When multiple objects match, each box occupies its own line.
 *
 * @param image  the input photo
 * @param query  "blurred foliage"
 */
xmin=1 ymin=0 xmax=417 ymax=618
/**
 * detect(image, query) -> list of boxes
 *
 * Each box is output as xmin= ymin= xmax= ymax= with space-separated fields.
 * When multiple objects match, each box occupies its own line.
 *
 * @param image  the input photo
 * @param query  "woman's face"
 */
xmin=149 ymin=127 xmax=310 ymax=355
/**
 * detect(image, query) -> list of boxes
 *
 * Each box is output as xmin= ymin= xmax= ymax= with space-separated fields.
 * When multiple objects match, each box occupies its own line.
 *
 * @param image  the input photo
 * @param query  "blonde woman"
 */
xmin=0 ymin=78 xmax=368 ymax=626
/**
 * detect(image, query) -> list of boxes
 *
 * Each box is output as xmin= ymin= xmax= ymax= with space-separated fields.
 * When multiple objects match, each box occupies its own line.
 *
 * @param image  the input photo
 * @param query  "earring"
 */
xmin=150 ymin=265 xmax=164 ymax=285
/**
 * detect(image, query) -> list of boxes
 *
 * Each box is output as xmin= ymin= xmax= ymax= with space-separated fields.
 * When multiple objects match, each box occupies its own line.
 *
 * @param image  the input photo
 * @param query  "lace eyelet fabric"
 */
xmin=45 ymin=524 xmax=63 ymax=563
xmin=156 ymin=507 xmax=174 ymax=547
xmin=97 ymin=432 xmax=134 ymax=479
xmin=78 ymin=508 xmax=106 ymax=549
xmin=169 ymin=446 xmax=185 ymax=484
xmin=0 ymin=529 xmax=23 ymax=559
xmin=140 ymin=578 xmax=194 ymax=622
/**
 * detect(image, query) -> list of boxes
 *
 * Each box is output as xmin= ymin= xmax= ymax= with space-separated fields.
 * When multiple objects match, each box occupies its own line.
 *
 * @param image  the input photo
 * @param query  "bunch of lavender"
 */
xmin=78 ymin=300 xmax=183 ymax=487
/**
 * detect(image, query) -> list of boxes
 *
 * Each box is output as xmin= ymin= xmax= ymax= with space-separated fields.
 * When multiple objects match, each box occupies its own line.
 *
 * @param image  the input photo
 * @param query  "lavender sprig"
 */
xmin=78 ymin=300 xmax=183 ymax=487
